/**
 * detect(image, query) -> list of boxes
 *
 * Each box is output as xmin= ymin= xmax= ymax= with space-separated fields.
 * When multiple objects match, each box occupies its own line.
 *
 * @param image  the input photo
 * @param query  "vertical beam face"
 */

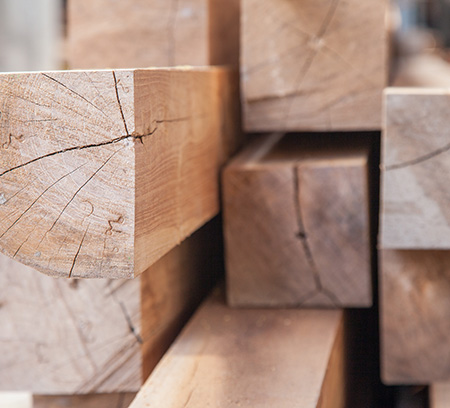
xmin=380 ymin=250 xmax=450 ymax=384
xmin=241 ymin=0 xmax=387 ymax=132
xmin=0 ymin=67 xmax=238 ymax=278
xmin=0 ymin=70 xmax=136 ymax=279
xmin=0 ymin=253 xmax=142 ymax=394
xmin=0 ymin=219 xmax=220 ymax=394
xmin=381 ymin=89 xmax=450 ymax=249
xmin=129 ymin=290 xmax=346 ymax=408
xmin=223 ymin=134 xmax=371 ymax=308
xmin=67 ymin=0 xmax=209 ymax=69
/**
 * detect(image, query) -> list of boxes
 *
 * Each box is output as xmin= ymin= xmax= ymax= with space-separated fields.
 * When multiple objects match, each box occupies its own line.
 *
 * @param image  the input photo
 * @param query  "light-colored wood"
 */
xmin=241 ymin=0 xmax=387 ymax=131
xmin=129 ymin=289 xmax=346 ymax=408
xmin=0 ymin=393 xmax=32 ymax=408
xmin=0 ymin=220 xmax=219 ymax=394
xmin=381 ymin=88 xmax=450 ymax=249
xmin=223 ymin=134 xmax=372 ymax=307
xmin=0 ymin=67 xmax=239 ymax=278
xmin=380 ymin=250 xmax=450 ymax=384
xmin=33 ymin=393 xmax=135 ymax=408
xmin=393 ymin=53 xmax=450 ymax=87
xmin=67 ymin=0 xmax=239 ymax=69
xmin=430 ymin=383 xmax=450 ymax=408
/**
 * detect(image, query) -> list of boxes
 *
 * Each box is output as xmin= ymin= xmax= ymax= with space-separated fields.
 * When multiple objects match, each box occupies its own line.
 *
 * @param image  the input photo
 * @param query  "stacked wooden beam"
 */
xmin=0 ymin=0 xmax=241 ymax=404
xmin=380 ymin=86 xmax=450 ymax=386
xmin=6 ymin=0 xmax=450 ymax=406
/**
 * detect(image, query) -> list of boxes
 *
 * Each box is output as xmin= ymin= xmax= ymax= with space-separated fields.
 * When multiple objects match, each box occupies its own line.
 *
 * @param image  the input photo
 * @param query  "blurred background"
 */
xmin=0 ymin=0 xmax=64 ymax=72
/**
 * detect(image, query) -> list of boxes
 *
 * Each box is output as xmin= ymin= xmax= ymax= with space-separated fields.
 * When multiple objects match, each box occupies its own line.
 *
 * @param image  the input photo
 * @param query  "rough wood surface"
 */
xmin=381 ymin=88 xmax=450 ymax=248
xmin=33 ymin=393 xmax=135 ymax=408
xmin=0 ymin=67 xmax=239 ymax=278
xmin=430 ymin=383 xmax=450 ymax=408
xmin=223 ymin=133 xmax=372 ymax=307
xmin=129 ymin=289 xmax=346 ymax=408
xmin=241 ymin=0 xmax=387 ymax=131
xmin=67 ymin=0 xmax=239 ymax=69
xmin=380 ymin=250 xmax=450 ymax=384
xmin=0 ymin=220 xmax=220 ymax=394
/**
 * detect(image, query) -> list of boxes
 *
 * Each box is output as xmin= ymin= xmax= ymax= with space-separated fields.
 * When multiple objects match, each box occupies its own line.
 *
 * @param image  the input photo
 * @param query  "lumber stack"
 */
xmin=380 ymin=61 xmax=450 ymax=387
xmin=0 ymin=0 xmax=241 ymax=403
xmin=6 ymin=0 xmax=450 ymax=406
xmin=223 ymin=133 xmax=372 ymax=308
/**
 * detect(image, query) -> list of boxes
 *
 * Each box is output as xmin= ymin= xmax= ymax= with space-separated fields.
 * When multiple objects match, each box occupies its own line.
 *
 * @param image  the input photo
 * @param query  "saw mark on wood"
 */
xmin=385 ymin=141 xmax=450 ymax=171
xmin=2 ymin=133 xmax=24 ymax=149
xmin=292 ymin=167 xmax=339 ymax=306
xmin=106 ymin=215 xmax=124 ymax=236
xmin=42 ymin=73 xmax=110 ymax=120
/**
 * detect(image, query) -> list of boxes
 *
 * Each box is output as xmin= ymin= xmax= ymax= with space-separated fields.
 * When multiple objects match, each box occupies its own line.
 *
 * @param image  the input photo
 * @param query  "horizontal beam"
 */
xmin=0 ymin=67 xmax=240 ymax=278
xmin=129 ymin=288 xmax=347 ymax=408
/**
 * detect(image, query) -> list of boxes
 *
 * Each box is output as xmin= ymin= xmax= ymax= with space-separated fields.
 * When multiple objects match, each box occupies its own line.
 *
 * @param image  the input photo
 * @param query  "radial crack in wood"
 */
xmin=0 ymin=67 xmax=240 ymax=279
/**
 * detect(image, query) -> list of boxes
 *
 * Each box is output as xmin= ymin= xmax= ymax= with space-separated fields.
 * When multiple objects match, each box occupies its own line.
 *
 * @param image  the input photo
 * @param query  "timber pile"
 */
xmin=2 ymin=0 xmax=450 ymax=407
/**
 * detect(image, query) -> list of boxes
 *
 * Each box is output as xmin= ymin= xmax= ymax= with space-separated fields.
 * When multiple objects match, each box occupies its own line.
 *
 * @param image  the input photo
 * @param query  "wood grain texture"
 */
xmin=241 ymin=0 xmax=387 ymax=131
xmin=33 ymin=393 xmax=135 ymax=408
xmin=0 ymin=253 xmax=142 ymax=394
xmin=0 ymin=219 xmax=220 ymax=394
xmin=67 ymin=0 xmax=209 ymax=68
xmin=0 ymin=67 xmax=239 ymax=278
xmin=380 ymin=250 xmax=450 ymax=384
xmin=381 ymin=88 xmax=450 ymax=248
xmin=67 ymin=0 xmax=239 ymax=69
xmin=129 ymin=289 xmax=346 ymax=408
xmin=430 ymin=383 xmax=450 ymax=408
xmin=223 ymin=134 xmax=372 ymax=307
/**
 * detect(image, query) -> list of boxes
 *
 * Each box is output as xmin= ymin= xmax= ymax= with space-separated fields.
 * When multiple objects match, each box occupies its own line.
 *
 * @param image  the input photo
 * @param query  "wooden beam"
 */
xmin=129 ymin=289 xmax=347 ymax=408
xmin=223 ymin=133 xmax=372 ymax=307
xmin=380 ymin=250 xmax=450 ymax=384
xmin=67 ymin=0 xmax=239 ymax=69
xmin=430 ymin=383 xmax=450 ymax=408
xmin=0 ymin=219 xmax=220 ymax=394
xmin=381 ymin=88 xmax=450 ymax=249
xmin=33 ymin=393 xmax=135 ymax=408
xmin=0 ymin=67 xmax=239 ymax=278
xmin=241 ymin=0 xmax=387 ymax=131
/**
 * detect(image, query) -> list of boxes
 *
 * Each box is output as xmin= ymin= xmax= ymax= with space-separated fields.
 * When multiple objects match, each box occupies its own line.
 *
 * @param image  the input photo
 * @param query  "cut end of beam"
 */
xmin=0 ymin=67 xmax=239 ymax=279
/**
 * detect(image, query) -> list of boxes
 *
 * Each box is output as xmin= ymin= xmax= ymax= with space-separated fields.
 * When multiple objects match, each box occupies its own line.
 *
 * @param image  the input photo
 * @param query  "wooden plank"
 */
xmin=380 ymin=250 xmax=450 ymax=384
xmin=129 ymin=289 xmax=347 ymax=408
xmin=0 ymin=67 xmax=239 ymax=278
xmin=241 ymin=0 xmax=387 ymax=131
xmin=0 ymin=219 xmax=220 ymax=394
xmin=430 ymin=383 xmax=450 ymax=408
xmin=66 ymin=0 xmax=239 ymax=69
xmin=381 ymin=88 xmax=450 ymax=249
xmin=33 ymin=393 xmax=135 ymax=408
xmin=223 ymin=133 xmax=372 ymax=307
